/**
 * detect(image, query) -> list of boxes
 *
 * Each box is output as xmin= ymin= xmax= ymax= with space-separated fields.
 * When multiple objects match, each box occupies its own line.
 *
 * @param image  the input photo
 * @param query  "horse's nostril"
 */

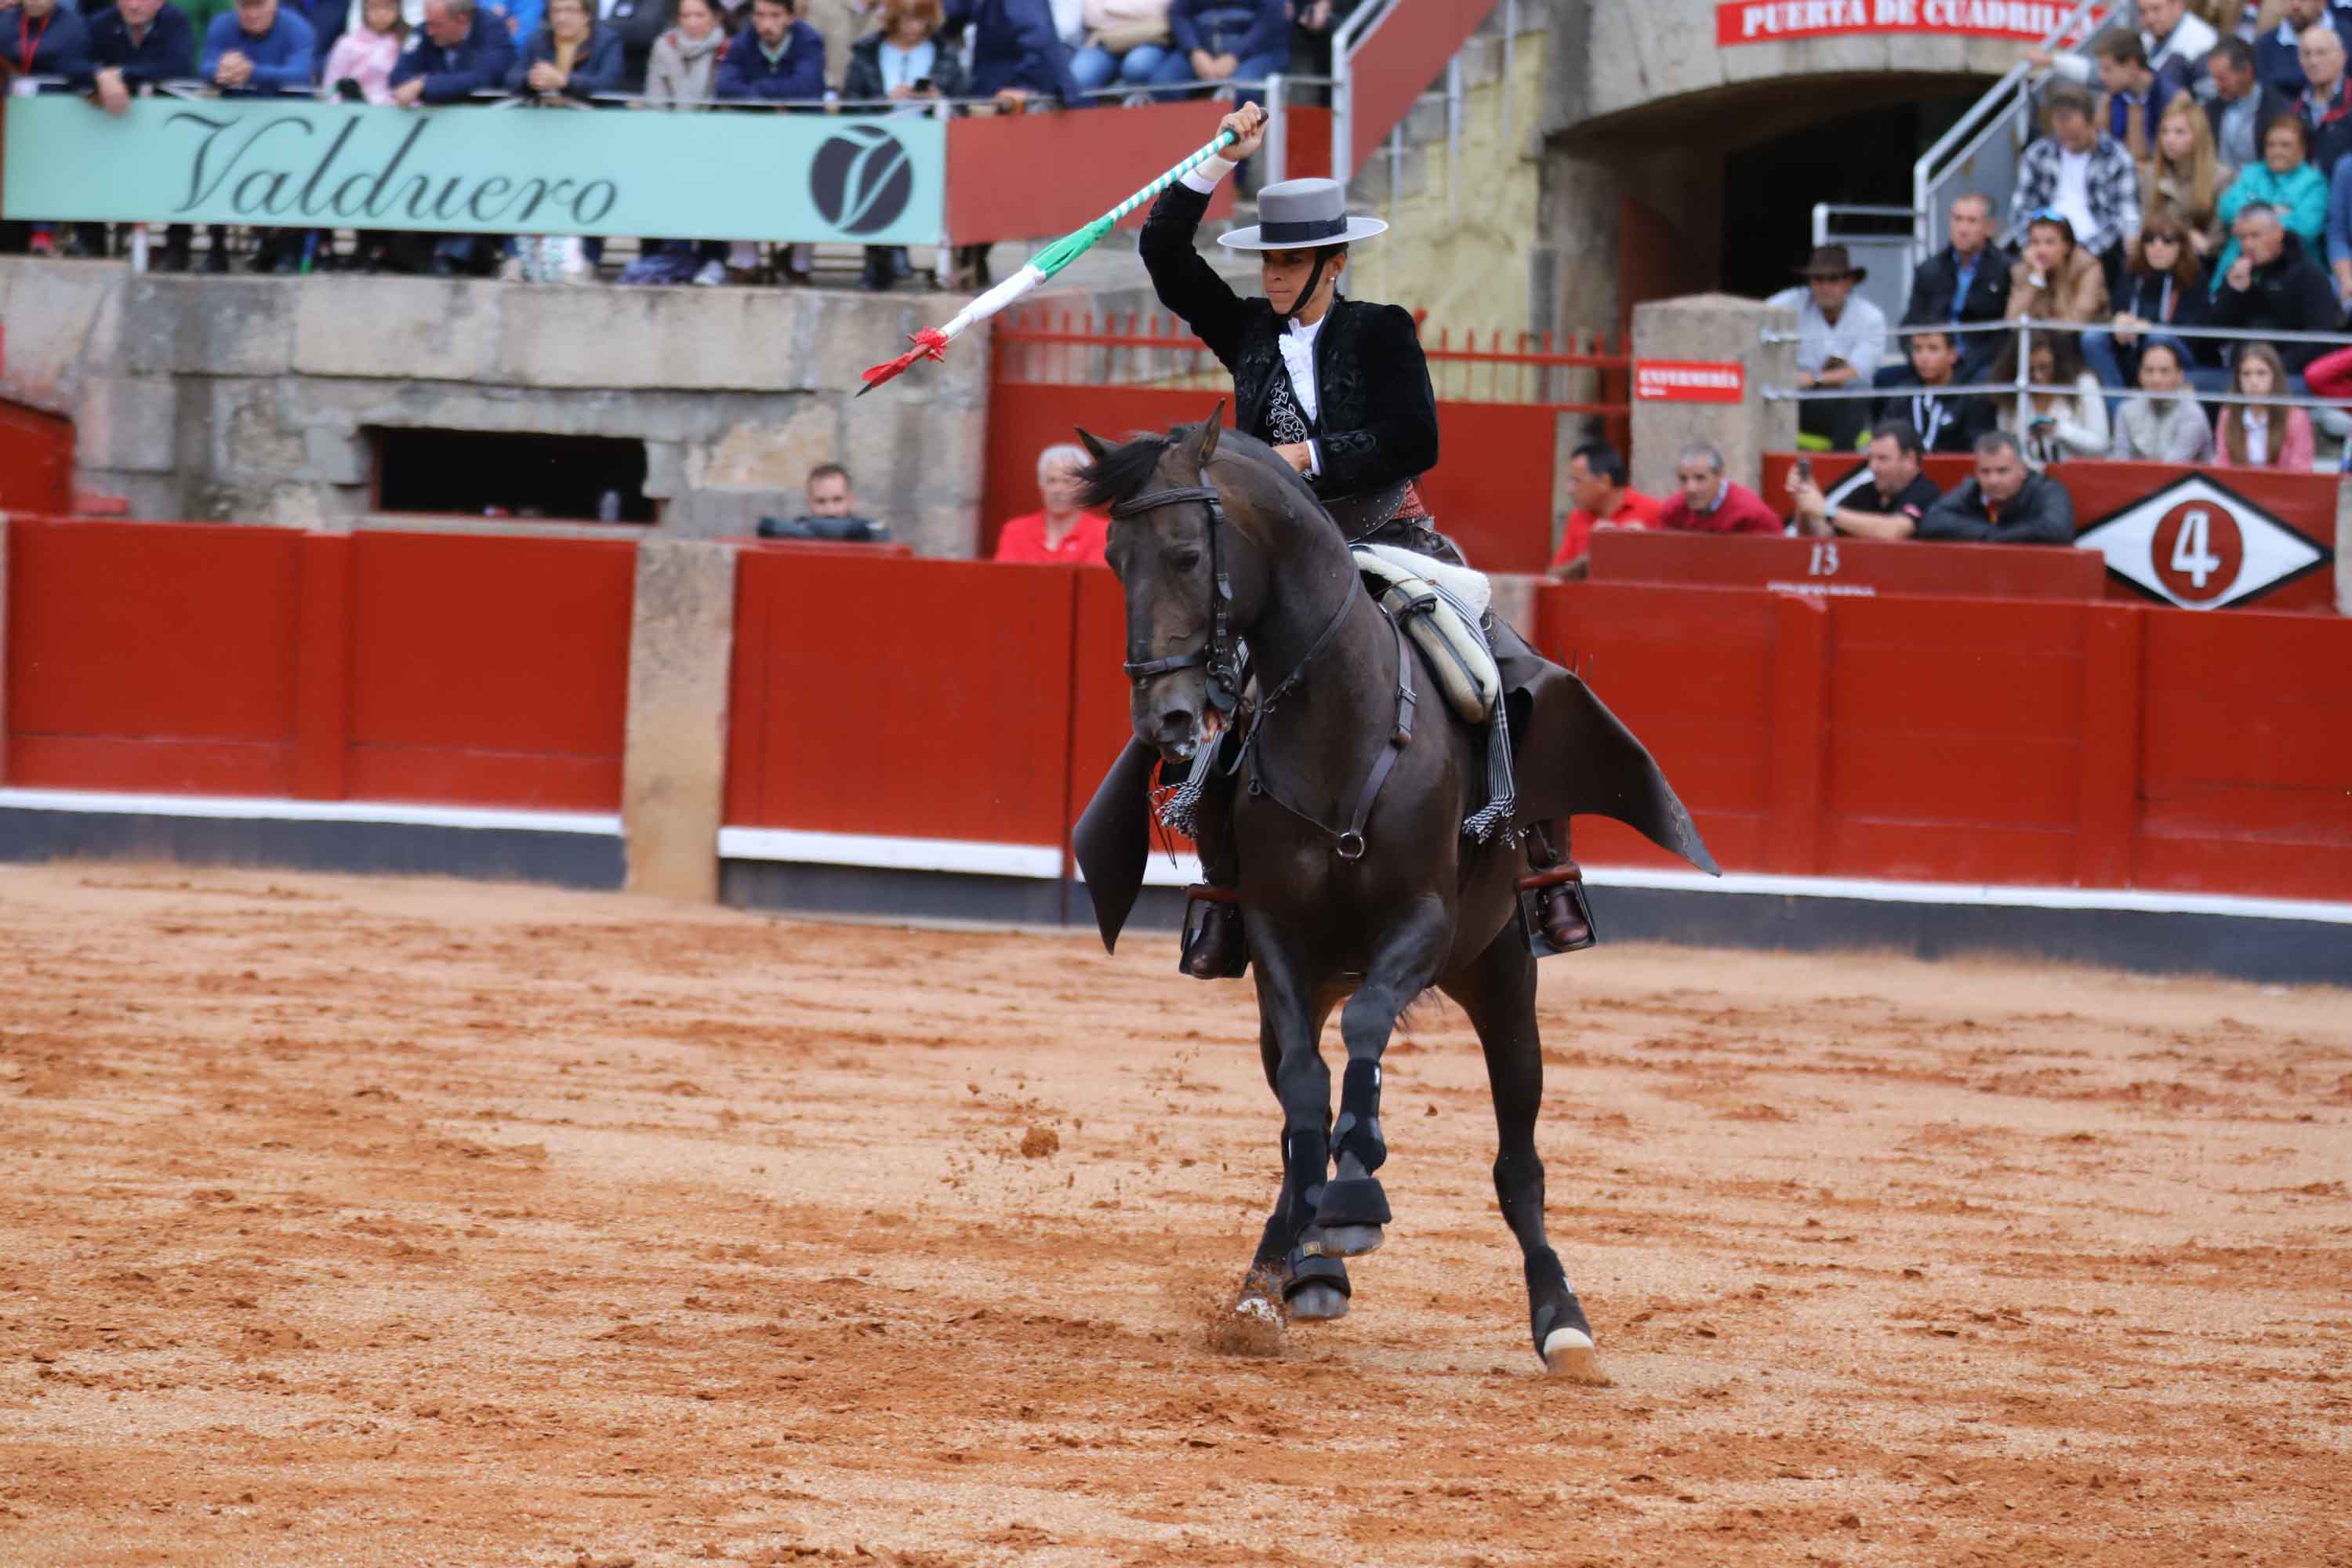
xmin=1156 ymin=710 xmax=1196 ymax=741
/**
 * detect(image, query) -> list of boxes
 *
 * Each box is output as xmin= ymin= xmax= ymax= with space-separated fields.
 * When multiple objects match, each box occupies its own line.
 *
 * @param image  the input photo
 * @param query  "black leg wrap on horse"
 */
xmin=1525 ymin=1247 xmax=1590 ymax=1354
xmin=1331 ymin=1059 xmax=1387 ymax=1174
xmin=1282 ymin=1250 xmax=1351 ymax=1302
xmin=1282 ymin=1126 xmax=1331 ymax=1232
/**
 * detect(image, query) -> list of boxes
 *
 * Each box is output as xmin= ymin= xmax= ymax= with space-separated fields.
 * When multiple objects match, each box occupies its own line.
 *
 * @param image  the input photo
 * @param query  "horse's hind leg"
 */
xmin=1237 ymin=964 xmax=1349 ymax=1322
xmin=1310 ymin=898 xmax=1451 ymax=1259
xmin=1442 ymin=928 xmax=1605 ymax=1381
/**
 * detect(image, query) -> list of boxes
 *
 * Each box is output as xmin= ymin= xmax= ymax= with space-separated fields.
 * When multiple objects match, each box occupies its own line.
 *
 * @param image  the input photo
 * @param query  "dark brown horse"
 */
xmin=1072 ymin=412 xmax=1715 ymax=1373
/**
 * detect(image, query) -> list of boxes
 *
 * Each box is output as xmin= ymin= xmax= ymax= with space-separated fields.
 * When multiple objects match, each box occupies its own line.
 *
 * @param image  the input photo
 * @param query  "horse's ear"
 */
xmin=1075 ymin=427 xmax=1112 ymax=463
xmin=1194 ymin=400 xmax=1227 ymax=465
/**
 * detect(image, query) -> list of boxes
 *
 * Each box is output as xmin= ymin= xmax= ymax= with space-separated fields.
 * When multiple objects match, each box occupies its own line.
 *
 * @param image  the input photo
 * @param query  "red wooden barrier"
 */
xmin=343 ymin=532 xmax=634 ymax=810
xmin=5 ymin=520 xmax=306 ymax=795
xmin=2 ymin=521 xmax=633 ymax=810
xmin=726 ymin=551 xmax=1082 ymax=848
xmin=0 ymin=401 xmax=72 ymax=515
xmin=1588 ymin=529 xmax=2107 ymax=601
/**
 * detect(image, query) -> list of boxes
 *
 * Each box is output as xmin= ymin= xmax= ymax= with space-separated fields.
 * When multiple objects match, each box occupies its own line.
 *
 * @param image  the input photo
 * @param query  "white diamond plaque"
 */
xmin=2073 ymin=473 xmax=2328 ymax=610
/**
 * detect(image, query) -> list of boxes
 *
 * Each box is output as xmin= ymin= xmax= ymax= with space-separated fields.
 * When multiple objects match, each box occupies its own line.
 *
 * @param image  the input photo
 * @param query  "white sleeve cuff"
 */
xmin=1307 ymin=439 xmax=1323 ymax=477
xmin=1180 ymin=154 xmax=1240 ymax=195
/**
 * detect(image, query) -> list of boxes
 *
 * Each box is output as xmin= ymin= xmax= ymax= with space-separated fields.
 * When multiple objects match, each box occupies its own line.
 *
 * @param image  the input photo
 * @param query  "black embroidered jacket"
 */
xmin=1139 ymin=181 xmax=1439 ymax=500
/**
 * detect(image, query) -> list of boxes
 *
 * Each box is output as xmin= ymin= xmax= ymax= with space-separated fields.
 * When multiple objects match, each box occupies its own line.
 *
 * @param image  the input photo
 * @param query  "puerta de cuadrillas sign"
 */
xmin=1717 ymin=0 xmax=2107 ymax=45
xmin=1 ymin=98 xmax=945 ymax=245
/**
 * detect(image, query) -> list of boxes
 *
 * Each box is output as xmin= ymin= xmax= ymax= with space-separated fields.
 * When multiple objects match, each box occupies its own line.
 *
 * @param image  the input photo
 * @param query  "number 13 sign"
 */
xmin=2074 ymin=474 xmax=2332 ymax=611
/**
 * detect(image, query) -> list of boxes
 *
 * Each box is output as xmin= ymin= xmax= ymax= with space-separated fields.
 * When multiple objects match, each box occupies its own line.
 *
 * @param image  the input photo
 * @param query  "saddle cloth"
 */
xmin=1351 ymin=543 xmax=1501 ymax=724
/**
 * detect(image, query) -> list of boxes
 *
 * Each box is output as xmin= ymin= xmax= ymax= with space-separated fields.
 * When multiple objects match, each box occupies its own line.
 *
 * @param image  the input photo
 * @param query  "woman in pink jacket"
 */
xmin=2212 ymin=343 xmax=2317 ymax=471
xmin=321 ymin=0 xmax=408 ymax=102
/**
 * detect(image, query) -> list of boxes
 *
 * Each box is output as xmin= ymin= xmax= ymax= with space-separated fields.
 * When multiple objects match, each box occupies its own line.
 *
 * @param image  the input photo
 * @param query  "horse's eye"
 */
xmin=1169 ymin=548 xmax=1203 ymax=572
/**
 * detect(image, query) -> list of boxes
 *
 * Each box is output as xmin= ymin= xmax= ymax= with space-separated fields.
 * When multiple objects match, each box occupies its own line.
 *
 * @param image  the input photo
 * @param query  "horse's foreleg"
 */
xmin=1239 ymin=946 xmax=1348 ymax=1320
xmin=1443 ymin=928 xmax=1604 ymax=1381
xmin=1308 ymin=896 xmax=1451 ymax=1259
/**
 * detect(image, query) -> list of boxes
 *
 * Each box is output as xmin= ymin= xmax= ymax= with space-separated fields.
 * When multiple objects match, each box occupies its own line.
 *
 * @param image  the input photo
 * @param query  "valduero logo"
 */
xmin=810 ymin=125 xmax=913 ymax=238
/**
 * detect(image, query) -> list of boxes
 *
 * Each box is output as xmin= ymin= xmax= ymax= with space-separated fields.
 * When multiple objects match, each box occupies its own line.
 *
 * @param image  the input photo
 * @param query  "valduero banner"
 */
xmin=0 ymin=98 xmax=945 ymax=245
xmin=1715 ymin=0 xmax=2111 ymax=46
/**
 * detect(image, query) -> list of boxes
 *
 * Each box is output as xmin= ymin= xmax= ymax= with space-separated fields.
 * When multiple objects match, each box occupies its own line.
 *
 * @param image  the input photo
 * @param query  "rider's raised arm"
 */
xmin=1140 ymin=162 xmax=1253 ymax=370
xmin=1315 ymin=304 xmax=1440 ymax=495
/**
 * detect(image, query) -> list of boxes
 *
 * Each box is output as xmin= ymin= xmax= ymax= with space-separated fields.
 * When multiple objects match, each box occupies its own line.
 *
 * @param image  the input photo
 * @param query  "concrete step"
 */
xmin=1346 ymin=140 xmax=1428 ymax=206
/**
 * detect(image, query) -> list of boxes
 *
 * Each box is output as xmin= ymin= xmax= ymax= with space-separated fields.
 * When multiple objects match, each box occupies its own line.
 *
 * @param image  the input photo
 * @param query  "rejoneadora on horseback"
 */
xmin=1070 ymin=103 xmax=1721 ymax=1367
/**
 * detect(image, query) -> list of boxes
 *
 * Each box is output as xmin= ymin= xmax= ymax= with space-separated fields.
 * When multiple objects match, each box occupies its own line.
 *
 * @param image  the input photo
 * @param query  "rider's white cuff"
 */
xmin=1307 ymin=440 xmax=1323 ymax=476
xmin=1180 ymin=155 xmax=1240 ymax=195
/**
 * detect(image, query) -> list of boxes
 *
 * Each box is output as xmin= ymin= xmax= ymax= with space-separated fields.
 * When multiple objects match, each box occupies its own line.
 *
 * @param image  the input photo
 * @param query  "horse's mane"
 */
xmin=1079 ymin=423 xmax=1331 ymax=531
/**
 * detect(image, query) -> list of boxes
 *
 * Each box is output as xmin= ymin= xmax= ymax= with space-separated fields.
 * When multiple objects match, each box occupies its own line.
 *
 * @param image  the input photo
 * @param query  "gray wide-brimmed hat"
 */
xmin=1217 ymin=178 xmax=1389 ymax=252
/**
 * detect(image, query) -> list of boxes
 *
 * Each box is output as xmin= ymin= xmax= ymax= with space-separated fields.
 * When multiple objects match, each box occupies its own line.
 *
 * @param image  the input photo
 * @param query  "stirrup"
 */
xmin=1515 ymin=864 xmax=1598 ymax=957
xmin=1179 ymin=885 xmax=1250 ymax=979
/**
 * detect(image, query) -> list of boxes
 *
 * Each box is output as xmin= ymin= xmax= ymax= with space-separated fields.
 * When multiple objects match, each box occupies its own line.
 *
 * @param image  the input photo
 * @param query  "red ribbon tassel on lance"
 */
xmin=857 ymin=328 xmax=953 ymax=396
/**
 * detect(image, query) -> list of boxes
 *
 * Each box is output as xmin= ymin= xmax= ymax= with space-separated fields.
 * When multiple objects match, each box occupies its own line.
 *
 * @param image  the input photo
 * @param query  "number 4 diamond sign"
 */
xmin=2073 ymin=474 xmax=2332 ymax=610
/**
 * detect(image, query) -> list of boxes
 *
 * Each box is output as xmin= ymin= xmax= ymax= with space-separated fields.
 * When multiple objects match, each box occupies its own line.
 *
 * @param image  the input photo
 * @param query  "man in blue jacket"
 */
xmin=946 ymin=0 xmax=1079 ymax=106
xmin=716 ymin=0 xmax=823 ymax=101
xmin=82 ymin=0 xmax=198 ymax=269
xmin=200 ymin=0 xmax=317 ymax=272
xmin=390 ymin=0 xmax=516 ymax=103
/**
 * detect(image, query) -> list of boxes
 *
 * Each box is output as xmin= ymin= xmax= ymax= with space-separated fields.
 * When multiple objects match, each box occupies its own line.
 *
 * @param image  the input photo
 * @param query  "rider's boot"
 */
xmin=1520 ymin=819 xmax=1597 ymax=955
xmin=1173 ymin=753 xmax=1249 ymax=979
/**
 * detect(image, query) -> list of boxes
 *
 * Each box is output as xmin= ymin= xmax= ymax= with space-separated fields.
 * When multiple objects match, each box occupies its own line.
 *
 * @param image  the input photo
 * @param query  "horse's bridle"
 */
xmin=1112 ymin=482 xmax=1244 ymax=717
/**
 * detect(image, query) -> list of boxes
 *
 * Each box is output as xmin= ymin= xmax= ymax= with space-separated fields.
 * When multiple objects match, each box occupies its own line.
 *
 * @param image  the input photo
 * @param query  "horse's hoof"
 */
xmin=1300 ymin=1223 xmax=1384 ymax=1258
xmin=1541 ymin=1326 xmax=1608 ymax=1384
xmin=1287 ymin=1283 xmax=1349 ymax=1320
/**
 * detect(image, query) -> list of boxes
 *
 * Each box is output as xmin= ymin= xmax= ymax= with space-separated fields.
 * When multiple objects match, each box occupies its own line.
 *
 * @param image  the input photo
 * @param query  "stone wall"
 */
xmin=0 ymin=260 xmax=989 ymax=553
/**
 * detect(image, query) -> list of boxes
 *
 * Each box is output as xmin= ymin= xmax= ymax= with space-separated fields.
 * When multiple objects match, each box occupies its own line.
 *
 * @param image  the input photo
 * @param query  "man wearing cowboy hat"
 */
xmin=1131 ymin=102 xmax=1646 ymax=977
xmin=1767 ymin=244 xmax=1889 ymax=452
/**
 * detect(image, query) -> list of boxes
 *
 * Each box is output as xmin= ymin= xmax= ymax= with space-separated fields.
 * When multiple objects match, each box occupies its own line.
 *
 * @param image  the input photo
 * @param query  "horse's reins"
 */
xmin=1112 ymin=479 xmax=1417 ymax=862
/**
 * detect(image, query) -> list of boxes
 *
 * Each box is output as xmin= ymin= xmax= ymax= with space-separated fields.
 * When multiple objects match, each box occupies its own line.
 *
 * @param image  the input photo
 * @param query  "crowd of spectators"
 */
xmin=0 ymin=0 xmax=1362 ymax=281
xmin=1780 ymin=0 xmax=2352 ymax=478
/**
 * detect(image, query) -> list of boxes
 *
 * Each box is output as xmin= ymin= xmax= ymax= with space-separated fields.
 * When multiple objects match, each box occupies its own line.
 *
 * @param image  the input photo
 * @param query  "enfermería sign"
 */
xmin=1715 ymin=0 xmax=2106 ymax=45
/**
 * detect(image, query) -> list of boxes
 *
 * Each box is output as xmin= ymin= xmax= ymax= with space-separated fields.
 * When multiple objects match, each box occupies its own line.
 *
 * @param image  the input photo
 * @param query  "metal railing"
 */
xmin=1911 ymin=0 xmax=2113 ymax=259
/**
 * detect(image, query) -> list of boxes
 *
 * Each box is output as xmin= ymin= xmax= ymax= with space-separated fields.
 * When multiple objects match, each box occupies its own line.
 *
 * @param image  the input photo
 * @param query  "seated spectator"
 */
xmin=2096 ymin=31 xmax=2178 ymax=160
xmin=2111 ymin=339 xmax=2217 ymax=460
xmin=2257 ymin=0 xmax=2352 ymax=99
xmin=201 ymin=0 xmax=316 ymax=274
xmin=2214 ymin=114 xmax=2329 ymax=278
xmin=507 ymin=0 xmax=621 ymax=97
xmin=2296 ymin=21 xmax=2352 ymax=177
xmin=1996 ymin=330 xmax=2111 ymax=467
xmin=758 ymin=463 xmax=891 ymax=540
xmin=1787 ymin=420 xmax=1944 ymax=542
xmin=947 ymin=0 xmax=1083 ymax=109
xmin=2212 ymin=340 xmax=2318 ymax=467
xmin=1069 ymin=0 xmax=1171 ymax=99
xmin=2007 ymin=211 xmax=2111 ymax=326
xmin=2144 ymin=97 xmax=2234 ymax=262
xmin=717 ymin=0 xmax=823 ymax=101
xmin=994 ymin=445 xmax=1110 ymax=564
xmin=1904 ymin=193 xmax=2011 ymax=380
xmin=2085 ymin=217 xmax=2210 ymax=387
xmin=1766 ymin=244 xmax=1886 ymax=453
xmin=1 ymin=0 xmax=90 ymax=85
xmin=2209 ymin=201 xmax=2343 ymax=378
xmin=1916 ymin=430 xmax=2077 ymax=545
xmin=323 ymin=0 xmax=410 ymax=274
xmin=844 ymin=0 xmax=961 ymax=291
xmin=2011 ymin=85 xmax=2140 ymax=291
xmin=2207 ymin=35 xmax=2292 ymax=172
xmin=1545 ymin=440 xmax=1660 ymax=580
xmin=1873 ymin=325 xmax=1995 ymax=454
xmin=1151 ymin=0 xmax=1285 ymax=106
xmin=83 ymin=0 xmax=197 ymax=270
xmin=1659 ymin=443 xmax=1783 ymax=536
xmin=648 ymin=0 xmax=727 ymax=101
xmin=390 ymin=0 xmax=517 ymax=103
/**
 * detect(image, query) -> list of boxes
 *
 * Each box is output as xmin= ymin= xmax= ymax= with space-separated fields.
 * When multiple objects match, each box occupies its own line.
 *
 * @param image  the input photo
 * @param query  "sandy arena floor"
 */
xmin=1 ymin=863 xmax=2348 ymax=1566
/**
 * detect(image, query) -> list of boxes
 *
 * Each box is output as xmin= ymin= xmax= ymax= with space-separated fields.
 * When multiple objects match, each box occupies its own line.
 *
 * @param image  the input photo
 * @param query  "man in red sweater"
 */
xmin=1659 ymin=441 xmax=1785 ymax=535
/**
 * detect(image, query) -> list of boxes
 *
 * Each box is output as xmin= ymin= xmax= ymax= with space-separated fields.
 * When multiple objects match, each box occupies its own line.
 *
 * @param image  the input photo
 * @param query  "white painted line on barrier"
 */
xmin=717 ymin=826 xmax=1063 ymax=880
xmin=1581 ymin=866 xmax=2352 ymax=927
xmin=0 ymin=787 xmax=622 ymax=837
xmin=717 ymin=827 xmax=2352 ymax=926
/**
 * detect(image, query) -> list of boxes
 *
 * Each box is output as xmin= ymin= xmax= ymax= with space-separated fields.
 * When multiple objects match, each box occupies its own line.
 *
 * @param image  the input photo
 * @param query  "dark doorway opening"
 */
xmin=371 ymin=428 xmax=656 ymax=523
xmin=1718 ymin=91 xmax=1982 ymax=302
